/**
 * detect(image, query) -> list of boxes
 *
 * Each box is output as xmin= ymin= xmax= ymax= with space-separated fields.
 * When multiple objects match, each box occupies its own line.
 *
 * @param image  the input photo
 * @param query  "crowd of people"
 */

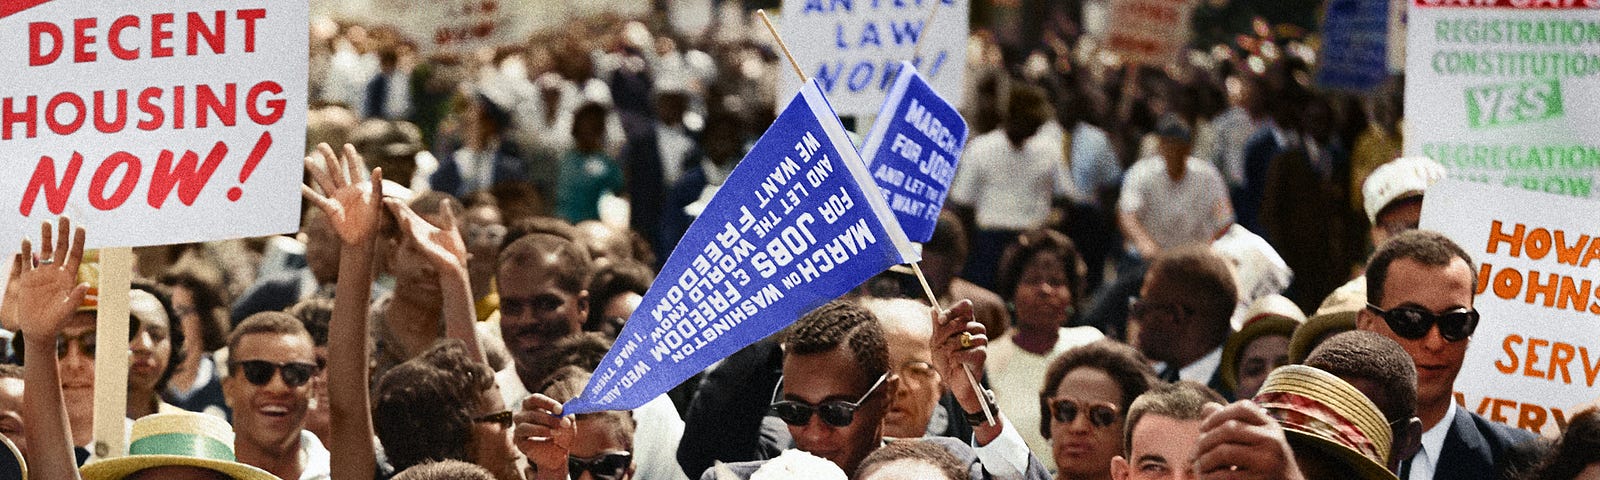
xmin=0 ymin=5 xmax=1599 ymax=480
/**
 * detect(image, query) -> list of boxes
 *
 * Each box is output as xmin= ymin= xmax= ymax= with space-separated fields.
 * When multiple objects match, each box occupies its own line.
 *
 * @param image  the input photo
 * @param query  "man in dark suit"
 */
xmin=1130 ymin=246 xmax=1238 ymax=401
xmin=1356 ymin=230 xmax=1535 ymax=480
xmin=704 ymin=300 xmax=1048 ymax=479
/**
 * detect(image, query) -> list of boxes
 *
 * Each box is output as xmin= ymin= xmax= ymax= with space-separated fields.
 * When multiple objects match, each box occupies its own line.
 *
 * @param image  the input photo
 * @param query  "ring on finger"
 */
xmin=958 ymin=331 xmax=974 ymax=349
xmin=39 ymin=258 xmax=54 ymax=265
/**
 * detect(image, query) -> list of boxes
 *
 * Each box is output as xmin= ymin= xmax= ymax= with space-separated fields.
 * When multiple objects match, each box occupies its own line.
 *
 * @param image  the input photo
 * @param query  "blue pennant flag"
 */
xmin=563 ymin=80 xmax=920 ymax=414
xmin=857 ymin=62 xmax=969 ymax=243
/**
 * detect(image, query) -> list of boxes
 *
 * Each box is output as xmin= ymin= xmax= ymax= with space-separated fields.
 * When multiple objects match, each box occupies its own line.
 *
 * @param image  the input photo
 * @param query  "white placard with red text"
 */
xmin=1421 ymin=178 xmax=1600 ymax=436
xmin=1103 ymin=0 xmax=1195 ymax=66
xmin=0 ymin=0 xmax=307 ymax=248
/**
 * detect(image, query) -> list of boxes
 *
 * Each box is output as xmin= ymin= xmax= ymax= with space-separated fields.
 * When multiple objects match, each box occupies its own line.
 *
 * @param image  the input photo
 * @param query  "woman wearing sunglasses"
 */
xmin=1038 ymin=340 xmax=1158 ymax=480
xmin=526 ymin=367 xmax=637 ymax=480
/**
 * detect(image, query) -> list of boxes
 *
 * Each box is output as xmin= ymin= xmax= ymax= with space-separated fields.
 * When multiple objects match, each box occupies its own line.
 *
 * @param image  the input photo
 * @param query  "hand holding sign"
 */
xmin=302 ymin=143 xmax=385 ymax=247
xmin=15 ymin=217 xmax=89 ymax=338
xmin=514 ymin=393 xmax=576 ymax=480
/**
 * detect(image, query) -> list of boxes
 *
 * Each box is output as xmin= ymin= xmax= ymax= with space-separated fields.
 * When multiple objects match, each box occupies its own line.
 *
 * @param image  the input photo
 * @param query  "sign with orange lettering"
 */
xmin=0 ymin=0 xmax=308 ymax=248
xmin=1421 ymin=178 xmax=1600 ymax=436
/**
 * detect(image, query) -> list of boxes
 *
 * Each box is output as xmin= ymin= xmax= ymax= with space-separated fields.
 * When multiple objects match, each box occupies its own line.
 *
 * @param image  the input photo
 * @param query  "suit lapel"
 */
xmin=1432 ymin=408 xmax=1494 ymax=480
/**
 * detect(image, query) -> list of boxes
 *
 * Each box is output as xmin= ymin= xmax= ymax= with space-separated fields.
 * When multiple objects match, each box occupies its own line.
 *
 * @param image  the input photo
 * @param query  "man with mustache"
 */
xmin=494 ymin=233 xmax=689 ymax=480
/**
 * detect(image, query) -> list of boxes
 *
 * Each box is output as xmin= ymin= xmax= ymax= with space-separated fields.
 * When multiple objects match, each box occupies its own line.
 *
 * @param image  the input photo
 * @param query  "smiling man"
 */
xmin=222 ymin=312 xmax=331 ymax=480
xmin=1355 ymin=230 xmax=1534 ymax=480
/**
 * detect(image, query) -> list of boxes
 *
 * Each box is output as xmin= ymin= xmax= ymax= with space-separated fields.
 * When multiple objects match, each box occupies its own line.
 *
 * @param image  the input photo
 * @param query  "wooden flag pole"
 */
xmin=92 ymin=246 xmax=134 ymax=459
xmin=908 ymin=263 xmax=993 ymax=426
xmin=758 ymin=11 xmax=808 ymax=83
xmin=757 ymin=9 xmax=994 ymax=427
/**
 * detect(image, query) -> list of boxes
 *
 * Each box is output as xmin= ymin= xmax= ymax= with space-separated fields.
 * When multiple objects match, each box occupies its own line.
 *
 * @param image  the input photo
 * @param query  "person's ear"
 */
xmin=1111 ymin=455 xmax=1131 ymax=480
xmin=1356 ymin=308 xmax=1378 ymax=331
xmin=221 ymin=373 xmax=240 ymax=410
xmin=1392 ymin=417 xmax=1424 ymax=470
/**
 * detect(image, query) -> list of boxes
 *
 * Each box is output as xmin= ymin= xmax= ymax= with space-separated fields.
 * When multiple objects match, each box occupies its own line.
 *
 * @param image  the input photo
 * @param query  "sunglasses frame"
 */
xmin=1046 ymin=396 xmax=1121 ymax=429
xmin=567 ymin=451 xmax=632 ymax=480
xmin=1365 ymin=303 xmax=1479 ymax=342
xmin=54 ymin=317 xmax=144 ymax=359
xmin=768 ymin=373 xmax=888 ymax=428
xmin=230 ymin=360 xmax=321 ymax=388
xmin=1127 ymin=296 xmax=1190 ymax=324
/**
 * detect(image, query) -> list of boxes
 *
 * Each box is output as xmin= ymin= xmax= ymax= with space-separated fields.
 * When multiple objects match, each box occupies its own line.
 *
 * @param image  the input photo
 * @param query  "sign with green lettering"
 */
xmin=1405 ymin=0 xmax=1600 ymax=199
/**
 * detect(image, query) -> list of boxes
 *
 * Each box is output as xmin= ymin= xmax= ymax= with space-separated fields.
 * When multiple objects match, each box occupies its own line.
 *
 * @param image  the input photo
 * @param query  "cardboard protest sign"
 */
xmin=1316 ymin=0 xmax=1392 ymax=91
xmin=1103 ymin=0 xmax=1196 ymax=66
xmin=0 ymin=0 xmax=308 ymax=249
xmin=777 ymin=0 xmax=968 ymax=117
xmin=1421 ymin=178 xmax=1600 ymax=436
xmin=563 ymin=80 xmax=919 ymax=414
xmin=1404 ymin=0 xmax=1600 ymax=200
xmin=858 ymin=61 xmax=968 ymax=242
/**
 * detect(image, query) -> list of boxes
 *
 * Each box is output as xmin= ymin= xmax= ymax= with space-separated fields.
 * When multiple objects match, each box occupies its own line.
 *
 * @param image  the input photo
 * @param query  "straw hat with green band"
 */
xmin=80 ymin=412 xmax=277 ymax=480
xmin=1254 ymin=365 xmax=1398 ymax=480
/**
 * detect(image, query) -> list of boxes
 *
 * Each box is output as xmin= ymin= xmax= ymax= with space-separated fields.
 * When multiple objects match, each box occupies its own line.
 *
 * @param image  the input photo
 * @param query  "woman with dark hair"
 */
xmin=1522 ymin=407 xmax=1600 ymax=480
xmin=986 ymin=228 xmax=1105 ymax=472
xmin=158 ymin=266 xmax=233 ymax=418
xmin=1039 ymin=340 xmax=1157 ymax=480
xmin=126 ymin=280 xmax=186 ymax=419
xmin=585 ymin=259 xmax=654 ymax=339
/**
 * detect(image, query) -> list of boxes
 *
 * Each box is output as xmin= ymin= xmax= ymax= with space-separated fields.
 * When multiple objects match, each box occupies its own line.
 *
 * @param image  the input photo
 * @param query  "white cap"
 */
xmin=1362 ymin=157 xmax=1446 ymax=224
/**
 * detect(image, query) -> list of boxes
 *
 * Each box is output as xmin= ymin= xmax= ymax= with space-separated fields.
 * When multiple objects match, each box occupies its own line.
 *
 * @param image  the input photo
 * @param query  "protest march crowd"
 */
xmin=3 ymin=2 xmax=1600 ymax=480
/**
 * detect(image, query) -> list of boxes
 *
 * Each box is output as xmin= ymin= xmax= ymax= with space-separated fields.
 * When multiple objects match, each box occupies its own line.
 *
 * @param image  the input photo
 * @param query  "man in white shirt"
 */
xmin=222 ymin=313 xmax=332 ymax=480
xmin=949 ymin=85 xmax=1074 ymax=289
xmin=1118 ymin=118 xmax=1234 ymax=260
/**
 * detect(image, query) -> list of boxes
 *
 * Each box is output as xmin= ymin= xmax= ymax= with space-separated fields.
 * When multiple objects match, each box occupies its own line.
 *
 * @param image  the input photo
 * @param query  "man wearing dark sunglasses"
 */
xmin=1356 ymin=231 xmax=1533 ymax=480
xmin=222 ymin=312 xmax=331 ymax=480
xmin=707 ymin=300 xmax=1049 ymax=480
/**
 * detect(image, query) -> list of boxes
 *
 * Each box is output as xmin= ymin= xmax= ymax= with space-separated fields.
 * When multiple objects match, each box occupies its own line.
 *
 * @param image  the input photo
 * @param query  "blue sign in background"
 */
xmin=859 ymin=61 xmax=969 ymax=243
xmin=564 ymin=81 xmax=917 ymax=414
xmin=1316 ymin=0 xmax=1390 ymax=91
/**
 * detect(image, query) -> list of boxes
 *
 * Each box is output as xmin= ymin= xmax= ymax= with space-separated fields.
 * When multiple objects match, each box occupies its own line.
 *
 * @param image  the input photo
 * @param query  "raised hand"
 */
xmin=514 ymin=393 xmax=576 ymax=480
xmin=1193 ymin=401 xmax=1306 ymax=480
xmin=14 ymin=217 xmax=89 ymax=337
xmin=384 ymin=197 xmax=468 ymax=271
xmin=302 ymin=143 xmax=384 ymax=246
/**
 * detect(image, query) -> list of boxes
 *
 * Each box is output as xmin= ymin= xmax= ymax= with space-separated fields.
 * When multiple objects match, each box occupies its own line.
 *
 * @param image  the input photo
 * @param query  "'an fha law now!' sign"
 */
xmin=0 ymin=0 xmax=308 ymax=248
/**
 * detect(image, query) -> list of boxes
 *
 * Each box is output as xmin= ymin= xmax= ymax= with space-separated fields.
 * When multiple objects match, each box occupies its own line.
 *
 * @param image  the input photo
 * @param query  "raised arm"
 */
xmin=302 ymin=143 xmax=384 ymax=480
xmin=383 ymin=197 xmax=482 ymax=364
xmin=931 ymin=300 xmax=1048 ymax=479
xmin=18 ymin=218 xmax=90 ymax=480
